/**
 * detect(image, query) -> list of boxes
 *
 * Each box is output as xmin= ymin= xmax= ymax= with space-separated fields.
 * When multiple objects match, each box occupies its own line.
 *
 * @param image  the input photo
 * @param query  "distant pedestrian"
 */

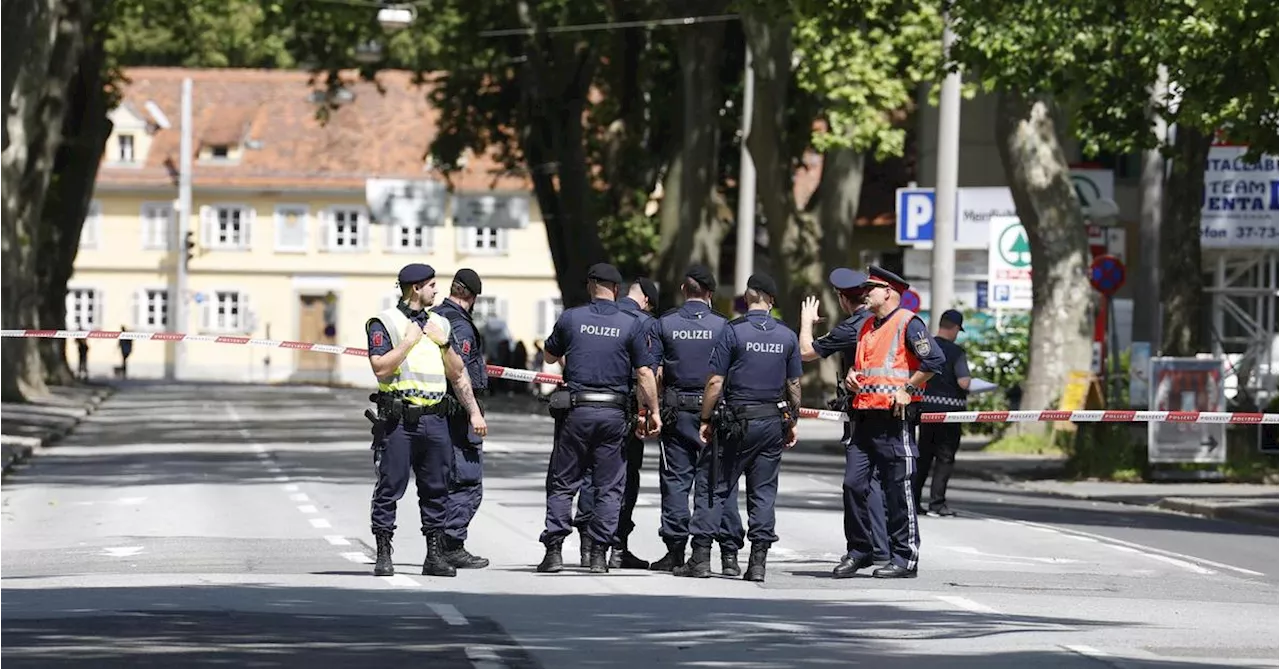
xmin=118 ymin=326 xmax=133 ymax=379
xmin=76 ymin=336 xmax=89 ymax=380
xmin=913 ymin=309 xmax=971 ymax=517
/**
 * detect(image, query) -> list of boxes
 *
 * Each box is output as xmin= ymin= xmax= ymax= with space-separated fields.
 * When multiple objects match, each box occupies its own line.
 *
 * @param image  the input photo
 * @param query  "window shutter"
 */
xmin=200 ymin=298 xmax=212 ymax=332
xmin=65 ymin=291 xmax=77 ymax=330
xmin=92 ymin=290 xmax=104 ymax=330
xmin=200 ymin=206 xmax=214 ymax=247
xmin=497 ymin=228 xmax=510 ymax=254
xmin=139 ymin=205 xmax=151 ymax=249
xmin=131 ymin=290 xmax=143 ymax=329
xmin=424 ymin=225 xmax=435 ymax=253
xmin=317 ymin=210 xmax=329 ymax=251
xmin=359 ymin=211 xmax=370 ymax=250
xmin=240 ymin=292 xmax=254 ymax=333
xmin=242 ymin=207 xmax=256 ymax=250
xmin=498 ymin=298 xmax=509 ymax=323
xmin=456 ymin=226 xmax=469 ymax=254
xmin=384 ymin=220 xmax=397 ymax=251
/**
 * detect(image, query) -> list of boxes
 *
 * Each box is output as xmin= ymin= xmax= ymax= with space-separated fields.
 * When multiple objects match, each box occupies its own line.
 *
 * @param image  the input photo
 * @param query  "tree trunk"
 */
xmin=994 ymin=89 xmax=1093 ymax=412
xmin=38 ymin=24 xmax=112 ymax=385
xmin=808 ymin=148 xmax=866 ymax=396
xmin=1 ymin=0 xmax=56 ymax=150
xmin=1160 ymin=125 xmax=1212 ymax=357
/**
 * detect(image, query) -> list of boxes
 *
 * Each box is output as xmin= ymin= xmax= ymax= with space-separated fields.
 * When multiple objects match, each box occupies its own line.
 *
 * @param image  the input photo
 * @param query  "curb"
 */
xmin=1 ymin=384 xmax=115 ymax=476
xmin=1155 ymin=497 xmax=1279 ymax=528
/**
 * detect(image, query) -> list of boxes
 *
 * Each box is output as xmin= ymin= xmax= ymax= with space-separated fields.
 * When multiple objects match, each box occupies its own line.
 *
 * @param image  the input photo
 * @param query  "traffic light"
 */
xmin=184 ymin=231 xmax=196 ymax=264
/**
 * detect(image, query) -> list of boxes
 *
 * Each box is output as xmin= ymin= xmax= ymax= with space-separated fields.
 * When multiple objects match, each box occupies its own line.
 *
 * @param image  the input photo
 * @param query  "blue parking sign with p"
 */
xmin=896 ymin=188 xmax=936 ymax=245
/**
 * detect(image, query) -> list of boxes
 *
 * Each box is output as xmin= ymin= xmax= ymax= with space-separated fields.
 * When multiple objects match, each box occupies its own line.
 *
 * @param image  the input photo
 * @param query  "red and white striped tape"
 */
xmin=5 ymin=329 xmax=1276 ymax=425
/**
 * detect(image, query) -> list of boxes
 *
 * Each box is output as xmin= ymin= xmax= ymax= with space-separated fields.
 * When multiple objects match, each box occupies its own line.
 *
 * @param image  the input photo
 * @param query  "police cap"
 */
xmin=863 ymin=266 xmax=910 ymax=293
xmin=635 ymin=277 xmax=659 ymax=308
xmin=684 ymin=264 xmax=717 ymax=292
xmin=453 ymin=268 xmax=483 ymax=296
xmin=747 ymin=273 xmax=778 ymax=299
xmin=397 ymin=263 xmax=436 ymax=285
xmin=829 ymin=267 xmax=869 ymax=292
xmin=587 ymin=262 xmax=623 ymax=285
xmin=941 ymin=308 xmax=965 ymax=331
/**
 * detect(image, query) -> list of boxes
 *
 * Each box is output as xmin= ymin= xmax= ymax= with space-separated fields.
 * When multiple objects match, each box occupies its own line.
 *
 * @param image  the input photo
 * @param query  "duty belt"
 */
xmin=664 ymin=390 xmax=704 ymax=411
xmin=573 ymin=391 xmax=629 ymax=409
xmin=728 ymin=402 xmax=786 ymax=421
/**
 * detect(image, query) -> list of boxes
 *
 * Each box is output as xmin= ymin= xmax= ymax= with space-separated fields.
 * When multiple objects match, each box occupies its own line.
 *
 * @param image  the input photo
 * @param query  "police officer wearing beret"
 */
xmin=365 ymin=263 xmax=488 ymax=578
xmin=430 ymin=268 xmax=491 ymax=569
xmin=650 ymin=265 xmax=746 ymax=575
xmin=675 ymin=273 xmax=800 ymax=582
xmin=572 ymin=276 xmax=661 ymax=569
xmin=798 ymin=269 xmax=892 ymax=567
xmin=537 ymin=263 xmax=661 ymax=574
xmin=837 ymin=266 xmax=945 ymax=579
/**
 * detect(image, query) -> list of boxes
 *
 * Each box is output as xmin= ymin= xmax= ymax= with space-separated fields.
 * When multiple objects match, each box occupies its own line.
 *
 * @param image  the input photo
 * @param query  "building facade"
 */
xmin=71 ymin=67 xmax=562 ymax=386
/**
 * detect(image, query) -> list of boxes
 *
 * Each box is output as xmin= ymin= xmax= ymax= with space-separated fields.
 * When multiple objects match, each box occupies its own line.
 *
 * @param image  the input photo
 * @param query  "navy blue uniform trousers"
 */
xmin=371 ymin=413 xmax=452 ymax=535
xmin=659 ymin=410 xmax=745 ymax=550
xmin=542 ymin=406 xmax=628 ymax=546
xmin=444 ymin=413 xmax=484 ymax=542
xmin=690 ymin=416 xmax=785 ymax=549
xmin=845 ymin=412 xmax=921 ymax=570
xmin=843 ymin=421 xmax=890 ymax=560
xmin=572 ymin=433 xmax=643 ymax=548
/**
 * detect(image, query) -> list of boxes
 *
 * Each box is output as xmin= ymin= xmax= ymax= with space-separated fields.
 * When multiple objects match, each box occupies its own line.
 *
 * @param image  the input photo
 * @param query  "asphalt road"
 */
xmin=3 ymin=383 xmax=1277 ymax=668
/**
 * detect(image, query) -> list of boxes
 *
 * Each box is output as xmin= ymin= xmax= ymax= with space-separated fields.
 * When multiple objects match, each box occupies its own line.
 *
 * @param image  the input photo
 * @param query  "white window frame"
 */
xmin=140 ymin=201 xmax=174 ymax=250
xmin=79 ymin=200 xmax=102 ymax=249
xmin=117 ymin=133 xmax=135 ymax=163
xmin=65 ymin=287 xmax=103 ymax=330
xmin=200 ymin=204 xmax=254 ymax=250
xmin=201 ymin=289 xmax=254 ymax=334
xmin=537 ymin=297 xmax=563 ymax=339
xmin=456 ymin=226 xmax=509 ymax=256
xmin=320 ymin=206 xmax=370 ymax=252
xmin=471 ymin=295 xmax=509 ymax=330
xmin=132 ymin=287 xmax=170 ymax=331
xmin=274 ymin=204 xmax=310 ymax=253
xmin=385 ymin=221 xmax=435 ymax=254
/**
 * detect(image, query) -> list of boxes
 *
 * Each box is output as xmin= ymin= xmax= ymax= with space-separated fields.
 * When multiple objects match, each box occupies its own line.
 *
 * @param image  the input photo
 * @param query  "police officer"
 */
xmin=650 ymin=265 xmax=746 ymax=575
xmin=913 ymin=308 xmax=971 ymax=517
xmin=537 ymin=263 xmax=661 ymax=574
xmin=797 ymin=268 xmax=891 ymax=569
xmin=674 ymin=273 xmax=800 ymax=582
xmin=431 ymin=268 xmax=491 ymax=568
xmin=365 ymin=263 xmax=488 ymax=578
xmin=835 ymin=266 xmax=944 ymax=579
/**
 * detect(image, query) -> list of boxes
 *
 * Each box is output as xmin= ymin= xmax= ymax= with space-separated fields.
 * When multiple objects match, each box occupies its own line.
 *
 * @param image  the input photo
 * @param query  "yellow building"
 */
xmin=72 ymin=67 xmax=561 ymax=385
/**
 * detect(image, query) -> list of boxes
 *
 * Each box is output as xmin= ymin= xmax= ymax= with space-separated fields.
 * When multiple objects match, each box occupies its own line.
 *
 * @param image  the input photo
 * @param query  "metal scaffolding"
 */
xmin=1205 ymin=248 xmax=1279 ymax=407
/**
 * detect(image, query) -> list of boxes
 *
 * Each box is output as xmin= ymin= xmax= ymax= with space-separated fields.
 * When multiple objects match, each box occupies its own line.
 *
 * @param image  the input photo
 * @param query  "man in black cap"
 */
xmin=675 ymin=273 xmax=800 ymax=582
xmin=798 ymin=269 xmax=892 ymax=574
xmin=913 ymin=308 xmax=971 ymax=517
xmin=837 ymin=265 xmax=945 ymax=579
xmin=431 ymin=268 xmax=492 ymax=569
xmin=573 ymin=275 xmax=662 ymax=569
xmin=650 ymin=265 xmax=745 ymax=575
xmin=365 ymin=263 xmax=488 ymax=578
xmin=536 ymin=262 xmax=661 ymax=574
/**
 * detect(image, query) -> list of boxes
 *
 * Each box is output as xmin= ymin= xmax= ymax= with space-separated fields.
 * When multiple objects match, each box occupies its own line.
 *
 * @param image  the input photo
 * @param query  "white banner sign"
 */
xmin=453 ymin=193 xmax=531 ymax=230
xmin=1201 ymin=145 xmax=1279 ymax=248
xmin=987 ymin=215 xmax=1033 ymax=309
xmin=365 ymin=179 xmax=447 ymax=227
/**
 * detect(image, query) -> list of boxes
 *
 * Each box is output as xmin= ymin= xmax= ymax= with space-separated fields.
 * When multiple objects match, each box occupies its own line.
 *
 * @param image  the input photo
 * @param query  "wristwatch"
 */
xmin=904 ymin=383 xmax=921 ymax=395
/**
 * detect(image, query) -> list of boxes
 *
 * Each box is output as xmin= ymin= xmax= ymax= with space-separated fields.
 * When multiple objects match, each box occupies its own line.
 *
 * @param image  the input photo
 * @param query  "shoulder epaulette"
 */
xmin=709 ymin=309 xmax=730 ymax=321
xmin=729 ymin=315 xmax=749 ymax=325
xmin=660 ymin=307 xmax=681 ymax=319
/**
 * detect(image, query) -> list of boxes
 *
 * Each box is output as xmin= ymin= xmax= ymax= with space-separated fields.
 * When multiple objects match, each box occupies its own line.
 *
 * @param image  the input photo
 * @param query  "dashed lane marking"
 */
xmin=428 ymin=603 xmax=469 ymax=626
xmin=936 ymin=595 xmax=1001 ymax=615
xmin=324 ymin=535 xmax=351 ymax=546
xmin=309 ymin=518 xmax=332 ymax=529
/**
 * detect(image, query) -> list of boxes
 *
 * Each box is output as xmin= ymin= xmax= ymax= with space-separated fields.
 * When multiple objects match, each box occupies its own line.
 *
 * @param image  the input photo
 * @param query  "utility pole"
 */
xmin=174 ymin=77 xmax=193 ymax=379
xmin=1136 ymin=65 xmax=1168 ymax=352
xmin=734 ymin=44 xmax=756 ymax=296
xmin=930 ymin=6 xmax=960 ymax=330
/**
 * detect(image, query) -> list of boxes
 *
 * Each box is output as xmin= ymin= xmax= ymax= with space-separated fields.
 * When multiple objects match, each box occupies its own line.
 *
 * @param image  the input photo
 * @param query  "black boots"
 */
xmin=650 ymin=541 xmax=687 ymax=572
xmin=589 ymin=543 xmax=610 ymax=574
xmin=672 ymin=544 xmax=713 ymax=578
xmin=422 ymin=532 xmax=457 ymax=577
xmin=744 ymin=544 xmax=768 ymax=582
xmin=537 ymin=538 xmax=565 ymax=573
xmin=373 ymin=530 xmax=394 ymax=576
xmin=721 ymin=548 xmax=741 ymax=577
xmin=441 ymin=535 xmax=490 ymax=569
xmin=609 ymin=544 xmax=650 ymax=570
xmin=578 ymin=531 xmax=594 ymax=568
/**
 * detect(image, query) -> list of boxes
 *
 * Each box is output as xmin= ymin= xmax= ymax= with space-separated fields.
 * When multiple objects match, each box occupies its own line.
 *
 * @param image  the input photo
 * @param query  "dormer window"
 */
xmin=118 ymin=134 xmax=135 ymax=163
xmin=211 ymin=145 xmax=229 ymax=159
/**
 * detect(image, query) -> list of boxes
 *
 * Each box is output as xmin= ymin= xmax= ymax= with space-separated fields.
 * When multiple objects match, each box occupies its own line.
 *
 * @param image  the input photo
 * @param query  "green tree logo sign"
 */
xmin=998 ymin=223 xmax=1031 ymax=268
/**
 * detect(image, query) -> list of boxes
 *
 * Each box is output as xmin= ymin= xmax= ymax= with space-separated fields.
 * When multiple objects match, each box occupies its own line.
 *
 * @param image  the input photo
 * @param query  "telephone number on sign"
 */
xmin=1233 ymin=226 xmax=1279 ymax=239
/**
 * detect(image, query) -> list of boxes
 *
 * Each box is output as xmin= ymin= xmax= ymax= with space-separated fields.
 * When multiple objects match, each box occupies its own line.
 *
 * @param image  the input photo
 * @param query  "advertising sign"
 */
xmin=1147 ymin=357 xmax=1227 ymax=464
xmin=1128 ymin=342 xmax=1151 ymax=408
xmin=987 ymin=216 xmax=1033 ymax=309
xmin=1200 ymin=145 xmax=1279 ymax=248
xmin=365 ymin=179 xmax=447 ymax=226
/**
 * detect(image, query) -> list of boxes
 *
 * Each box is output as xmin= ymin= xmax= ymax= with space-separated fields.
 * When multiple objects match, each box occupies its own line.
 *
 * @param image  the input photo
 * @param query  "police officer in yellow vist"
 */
xmin=837 ymin=266 xmax=944 ymax=579
xmin=365 ymin=263 xmax=488 ymax=578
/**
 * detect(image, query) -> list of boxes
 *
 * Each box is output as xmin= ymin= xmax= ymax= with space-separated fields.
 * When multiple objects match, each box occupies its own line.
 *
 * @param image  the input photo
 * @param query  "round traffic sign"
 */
xmin=1089 ymin=254 xmax=1126 ymax=296
xmin=901 ymin=288 xmax=921 ymax=312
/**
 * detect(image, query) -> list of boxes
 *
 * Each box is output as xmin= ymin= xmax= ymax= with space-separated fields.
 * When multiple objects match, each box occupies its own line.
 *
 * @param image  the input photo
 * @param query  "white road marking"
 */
xmin=936 ymin=595 xmax=1001 ymax=615
xmin=383 ymin=574 xmax=420 ymax=587
xmin=466 ymin=645 xmax=505 ymax=669
xmin=428 ymin=603 xmax=469 ymax=625
xmin=73 ymin=497 xmax=148 ymax=507
xmin=282 ymin=484 xmax=300 ymax=492
xmin=1062 ymin=644 xmax=1127 ymax=668
xmin=944 ymin=545 xmax=1084 ymax=564
xmin=274 ymin=475 xmax=290 ymax=482
xmin=289 ymin=493 xmax=310 ymax=502
xmin=267 ymin=466 xmax=283 ymax=474
xmin=324 ymin=535 xmax=351 ymax=546
xmin=101 ymin=546 xmax=145 ymax=557
xmin=971 ymin=509 xmax=1263 ymax=577
xmin=341 ymin=552 xmax=373 ymax=564
xmin=309 ymin=518 xmax=332 ymax=528
xmin=297 ymin=505 xmax=318 ymax=514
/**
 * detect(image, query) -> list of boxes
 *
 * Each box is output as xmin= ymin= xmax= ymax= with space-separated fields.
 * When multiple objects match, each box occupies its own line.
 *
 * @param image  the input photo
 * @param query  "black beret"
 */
xmin=453 ymin=268 xmax=482 ymax=296
xmin=397 ymin=263 xmax=435 ymax=285
xmin=747 ymin=273 xmax=778 ymax=299
xmin=865 ymin=266 xmax=910 ymax=293
xmin=635 ymin=277 xmax=659 ymax=308
xmin=685 ymin=264 xmax=717 ymax=292
xmin=587 ymin=262 xmax=623 ymax=285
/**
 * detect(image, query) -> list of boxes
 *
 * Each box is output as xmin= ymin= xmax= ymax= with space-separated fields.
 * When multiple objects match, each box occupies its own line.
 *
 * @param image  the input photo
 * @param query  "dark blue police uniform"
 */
xmin=837 ymin=267 xmax=945 ymax=579
xmin=676 ymin=273 xmax=800 ymax=582
xmin=431 ymin=268 xmax=490 ymax=568
xmin=810 ymin=273 xmax=891 ymax=565
xmin=650 ymin=266 xmax=745 ymax=575
xmin=913 ymin=309 xmax=970 ymax=516
xmin=538 ymin=264 xmax=656 ymax=574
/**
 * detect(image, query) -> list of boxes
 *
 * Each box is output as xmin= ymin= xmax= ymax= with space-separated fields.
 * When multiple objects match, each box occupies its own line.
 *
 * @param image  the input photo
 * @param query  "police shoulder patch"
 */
xmin=372 ymin=331 xmax=384 ymax=347
xmin=912 ymin=334 xmax=932 ymax=357
xmin=461 ymin=339 xmax=472 ymax=355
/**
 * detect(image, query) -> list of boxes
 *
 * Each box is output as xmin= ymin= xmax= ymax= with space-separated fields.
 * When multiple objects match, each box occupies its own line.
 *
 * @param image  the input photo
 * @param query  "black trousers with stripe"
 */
xmin=844 ymin=411 xmax=921 ymax=571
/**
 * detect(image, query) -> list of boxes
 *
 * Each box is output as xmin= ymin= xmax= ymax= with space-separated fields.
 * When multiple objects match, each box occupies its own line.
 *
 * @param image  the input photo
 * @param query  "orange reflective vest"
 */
xmin=851 ymin=308 xmax=922 ymax=410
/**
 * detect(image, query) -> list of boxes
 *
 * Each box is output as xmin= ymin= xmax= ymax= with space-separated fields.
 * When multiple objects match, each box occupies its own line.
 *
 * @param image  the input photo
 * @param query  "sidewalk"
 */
xmin=1 ymin=383 xmax=115 ymax=475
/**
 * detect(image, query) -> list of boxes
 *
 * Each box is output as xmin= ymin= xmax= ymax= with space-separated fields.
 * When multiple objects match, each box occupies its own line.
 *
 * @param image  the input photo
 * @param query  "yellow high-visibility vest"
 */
xmin=366 ymin=305 xmax=450 ymax=406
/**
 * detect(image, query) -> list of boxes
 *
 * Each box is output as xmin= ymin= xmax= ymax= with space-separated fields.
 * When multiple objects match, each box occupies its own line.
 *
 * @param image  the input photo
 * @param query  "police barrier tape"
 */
xmin=5 ymin=329 xmax=1277 ymax=426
